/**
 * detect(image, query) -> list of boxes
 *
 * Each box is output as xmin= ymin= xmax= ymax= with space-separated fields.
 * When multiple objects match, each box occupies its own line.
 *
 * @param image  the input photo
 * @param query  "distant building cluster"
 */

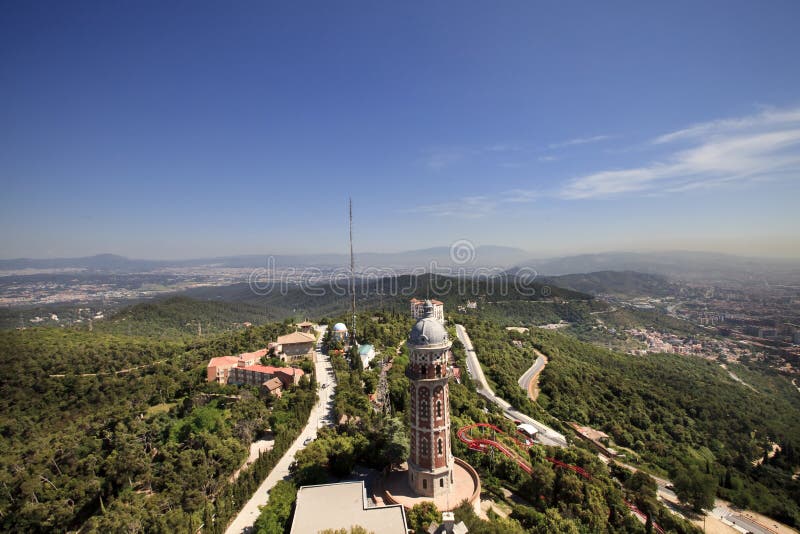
xmin=626 ymin=328 xmax=703 ymax=356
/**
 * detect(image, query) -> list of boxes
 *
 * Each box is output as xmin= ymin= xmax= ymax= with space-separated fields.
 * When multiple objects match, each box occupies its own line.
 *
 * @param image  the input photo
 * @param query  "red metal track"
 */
xmin=457 ymin=423 xmax=664 ymax=534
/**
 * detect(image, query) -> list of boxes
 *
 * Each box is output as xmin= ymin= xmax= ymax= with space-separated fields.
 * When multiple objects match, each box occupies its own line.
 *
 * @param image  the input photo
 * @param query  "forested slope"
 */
xmin=463 ymin=321 xmax=800 ymax=526
xmin=0 ymin=320 xmax=312 ymax=532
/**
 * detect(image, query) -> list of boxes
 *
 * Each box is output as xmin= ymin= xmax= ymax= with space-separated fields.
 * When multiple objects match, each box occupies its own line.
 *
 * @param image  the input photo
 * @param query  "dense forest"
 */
xmin=91 ymin=296 xmax=275 ymax=338
xmin=0 ymin=318 xmax=319 ymax=532
xmin=461 ymin=319 xmax=800 ymax=526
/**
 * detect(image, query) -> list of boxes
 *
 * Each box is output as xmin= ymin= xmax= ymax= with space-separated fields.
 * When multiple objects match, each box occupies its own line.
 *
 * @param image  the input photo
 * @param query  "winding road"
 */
xmin=224 ymin=326 xmax=335 ymax=534
xmin=517 ymin=351 xmax=547 ymax=401
xmin=455 ymin=324 xmax=567 ymax=448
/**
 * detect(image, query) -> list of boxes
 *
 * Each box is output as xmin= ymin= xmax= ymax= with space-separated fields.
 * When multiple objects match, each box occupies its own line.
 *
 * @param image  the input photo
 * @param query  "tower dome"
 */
xmin=332 ymin=322 xmax=348 ymax=332
xmin=408 ymin=300 xmax=448 ymax=346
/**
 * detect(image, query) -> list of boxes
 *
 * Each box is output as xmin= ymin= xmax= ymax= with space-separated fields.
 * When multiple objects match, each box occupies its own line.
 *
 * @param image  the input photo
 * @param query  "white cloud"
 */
xmin=501 ymin=189 xmax=539 ymax=203
xmin=484 ymin=143 xmax=523 ymax=153
xmin=562 ymin=107 xmax=800 ymax=199
xmin=407 ymin=196 xmax=496 ymax=218
xmin=547 ymin=135 xmax=612 ymax=150
xmin=423 ymin=148 xmax=466 ymax=170
xmin=653 ymin=106 xmax=800 ymax=144
xmin=407 ymin=188 xmax=538 ymax=218
xmin=422 ymin=143 xmax=526 ymax=170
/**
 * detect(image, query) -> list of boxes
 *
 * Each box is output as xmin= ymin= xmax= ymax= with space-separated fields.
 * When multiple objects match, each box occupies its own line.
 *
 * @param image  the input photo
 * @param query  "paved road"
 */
xmin=455 ymin=324 xmax=568 ymax=448
xmin=517 ymin=352 xmax=546 ymax=399
xmin=712 ymin=504 xmax=783 ymax=534
xmin=225 ymin=326 xmax=335 ymax=534
xmin=615 ymin=458 xmax=793 ymax=534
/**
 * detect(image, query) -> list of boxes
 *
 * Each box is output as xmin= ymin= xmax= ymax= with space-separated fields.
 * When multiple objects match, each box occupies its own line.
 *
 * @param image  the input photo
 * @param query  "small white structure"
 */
xmin=517 ymin=423 xmax=538 ymax=439
xmin=427 ymin=511 xmax=469 ymax=534
xmin=332 ymin=322 xmax=348 ymax=341
xmin=358 ymin=344 xmax=376 ymax=369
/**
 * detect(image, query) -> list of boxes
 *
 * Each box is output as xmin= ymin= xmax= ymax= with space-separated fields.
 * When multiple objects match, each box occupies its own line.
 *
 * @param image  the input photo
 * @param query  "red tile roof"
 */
xmin=243 ymin=364 xmax=280 ymax=374
xmin=240 ymin=348 xmax=269 ymax=359
xmin=238 ymin=364 xmax=305 ymax=378
xmin=263 ymin=377 xmax=283 ymax=391
xmin=207 ymin=356 xmax=239 ymax=368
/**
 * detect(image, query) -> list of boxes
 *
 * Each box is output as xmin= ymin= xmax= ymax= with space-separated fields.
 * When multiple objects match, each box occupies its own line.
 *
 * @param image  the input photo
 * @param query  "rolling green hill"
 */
xmin=92 ymin=296 xmax=273 ymax=338
xmin=461 ymin=320 xmax=800 ymax=526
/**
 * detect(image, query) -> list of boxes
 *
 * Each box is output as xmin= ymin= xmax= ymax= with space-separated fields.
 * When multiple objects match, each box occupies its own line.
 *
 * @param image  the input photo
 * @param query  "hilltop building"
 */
xmin=296 ymin=320 xmax=315 ymax=334
xmin=332 ymin=322 xmax=349 ymax=342
xmin=276 ymin=331 xmax=317 ymax=361
xmin=411 ymin=298 xmax=444 ymax=324
xmin=206 ymin=353 xmax=304 ymax=396
xmin=383 ymin=300 xmax=480 ymax=512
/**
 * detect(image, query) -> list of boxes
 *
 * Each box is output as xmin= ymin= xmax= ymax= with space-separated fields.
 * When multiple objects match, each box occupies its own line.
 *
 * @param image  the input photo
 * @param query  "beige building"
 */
xmin=276 ymin=331 xmax=317 ymax=361
xmin=296 ymin=321 xmax=315 ymax=333
xmin=290 ymin=481 xmax=407 ymax=534
xmin=206 ymin=353 xmax=304 ymax=396
xmin=206 ymin=349 xmax=267 ymax=383
xmin=411 ymin=298 xmax=444 ymax=324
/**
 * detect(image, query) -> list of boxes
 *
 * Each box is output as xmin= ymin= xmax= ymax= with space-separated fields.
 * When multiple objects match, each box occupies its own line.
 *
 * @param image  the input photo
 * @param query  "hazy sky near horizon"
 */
xmin=2 ymin=2 xmax=800 ymax=259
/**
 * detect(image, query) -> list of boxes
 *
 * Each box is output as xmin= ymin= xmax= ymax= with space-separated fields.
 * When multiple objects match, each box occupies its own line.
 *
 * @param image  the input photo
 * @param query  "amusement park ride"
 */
xmin=456 ymin=422 xmax=665 ymax=534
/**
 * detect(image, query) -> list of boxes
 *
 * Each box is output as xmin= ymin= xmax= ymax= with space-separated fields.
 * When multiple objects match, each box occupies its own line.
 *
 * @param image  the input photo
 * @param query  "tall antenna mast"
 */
xmin=349 ymin=197 xmax=357 ymax=344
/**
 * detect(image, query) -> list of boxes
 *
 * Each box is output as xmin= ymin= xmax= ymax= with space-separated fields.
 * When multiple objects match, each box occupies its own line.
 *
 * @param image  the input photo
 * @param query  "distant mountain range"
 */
xmin=2 ymin=249 xmax=798 ymax=282
xmin=0 ymin=246 xmax=532 ymax=272
xmin=515 ymin=250 xmax=800 ymax=283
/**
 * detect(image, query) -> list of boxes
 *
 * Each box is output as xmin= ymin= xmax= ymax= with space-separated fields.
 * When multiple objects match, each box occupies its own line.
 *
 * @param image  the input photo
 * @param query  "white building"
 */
xmin=290 ymin=481 xmax=408 ymax=534
xmin=411 ymin=298 xmax=444 ymax=324
xmin=358 ymin=344 xmax=376 ymax=369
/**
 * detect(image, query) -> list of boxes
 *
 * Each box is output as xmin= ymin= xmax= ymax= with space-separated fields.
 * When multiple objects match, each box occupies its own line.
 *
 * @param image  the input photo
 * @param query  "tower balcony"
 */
xmin=406 ymin=364 xmax=453 ymax=381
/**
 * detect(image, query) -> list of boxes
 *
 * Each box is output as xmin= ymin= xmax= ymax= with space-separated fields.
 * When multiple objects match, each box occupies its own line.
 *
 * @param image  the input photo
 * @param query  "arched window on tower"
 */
xmin=437 ymin=438 xmax=443 ymax=455
xmin=420 ymin=399 xmax=429 ymax=418
xmin=435 ymin=364 xmax=442 ymax=377
xmin=420 ymin=364 xmax=427 ymax=377
xmin=420 ymin=438 xmax=429 ymax=457
xmin=436 ymin=400 xmax=442 ymax=418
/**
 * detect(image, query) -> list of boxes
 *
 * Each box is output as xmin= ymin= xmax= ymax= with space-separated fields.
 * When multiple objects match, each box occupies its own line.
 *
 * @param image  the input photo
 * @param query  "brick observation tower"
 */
xmin=406 ymin=300 xmax=455 ymax=496
xmin=382 ymin=299 xmax=480 ymax=512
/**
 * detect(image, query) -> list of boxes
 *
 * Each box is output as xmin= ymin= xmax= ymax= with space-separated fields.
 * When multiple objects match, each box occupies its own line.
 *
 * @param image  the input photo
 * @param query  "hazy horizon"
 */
xmin=2 ymin=241 xmax=800 ymax=262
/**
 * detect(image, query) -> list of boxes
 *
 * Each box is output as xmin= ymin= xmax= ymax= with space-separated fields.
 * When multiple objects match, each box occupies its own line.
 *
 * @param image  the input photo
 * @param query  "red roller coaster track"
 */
xmin=456 ymin=423 xmax=664 ymax=533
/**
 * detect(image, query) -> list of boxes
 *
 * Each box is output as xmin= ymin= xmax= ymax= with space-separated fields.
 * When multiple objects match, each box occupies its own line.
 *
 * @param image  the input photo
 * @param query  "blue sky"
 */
xmin=1 ymin=1 xmax=799 ymax=259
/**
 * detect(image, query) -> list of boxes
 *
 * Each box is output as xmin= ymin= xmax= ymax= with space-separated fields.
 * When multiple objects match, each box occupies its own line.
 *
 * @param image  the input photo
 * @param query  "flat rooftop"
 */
xmin=290 ymin=481 xmax=408 ymax=534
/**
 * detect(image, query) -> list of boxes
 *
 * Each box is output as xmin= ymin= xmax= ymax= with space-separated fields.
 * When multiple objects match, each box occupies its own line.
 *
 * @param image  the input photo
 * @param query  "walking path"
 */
xmin=229 ymin=435 xmax=275 ymax=483
xmin=224 ymin=326 xmax=335 ymax=534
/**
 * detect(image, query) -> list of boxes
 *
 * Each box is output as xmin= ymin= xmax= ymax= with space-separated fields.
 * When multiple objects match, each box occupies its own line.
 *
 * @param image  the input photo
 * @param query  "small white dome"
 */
xmin=333 ymin=322 xmax=348 ymax=332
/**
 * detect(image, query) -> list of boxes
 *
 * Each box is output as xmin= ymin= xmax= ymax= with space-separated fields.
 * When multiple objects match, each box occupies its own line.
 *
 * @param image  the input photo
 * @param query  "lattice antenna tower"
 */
xmin=349 ymin=197 xmax=357 ymax=344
